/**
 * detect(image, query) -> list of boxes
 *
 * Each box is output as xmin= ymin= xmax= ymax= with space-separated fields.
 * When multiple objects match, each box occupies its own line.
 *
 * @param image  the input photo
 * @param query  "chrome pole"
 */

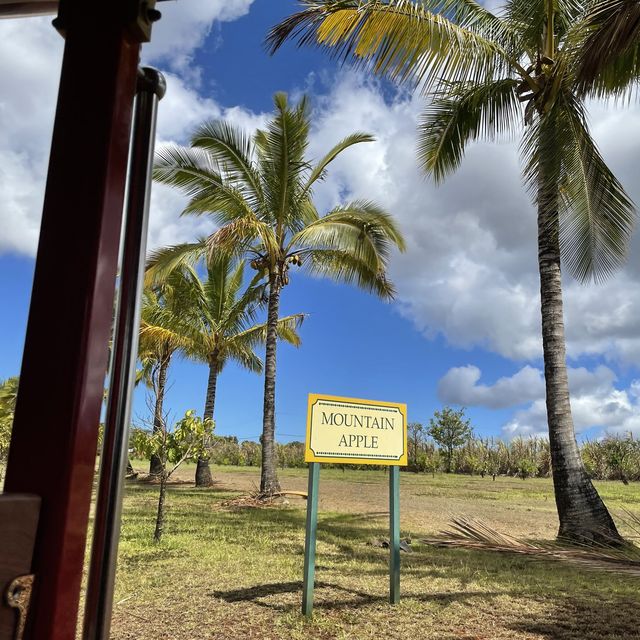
xmin=82 ymin=67 xmax=165 ymax=640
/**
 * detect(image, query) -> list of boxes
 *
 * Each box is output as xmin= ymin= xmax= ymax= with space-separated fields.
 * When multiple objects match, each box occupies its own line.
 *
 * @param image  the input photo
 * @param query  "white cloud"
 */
xmin=438 ymin=363 xmax=640 ymax=438
xmin=0 ymin=17 xmax=62 ymax=255
xmin=142 ymin=0 xmax=255 ymax=76
xmin=155 ymin=72 xmax=222 ymax=142
xmin=438 ymin=364 xmax=544 ymax=408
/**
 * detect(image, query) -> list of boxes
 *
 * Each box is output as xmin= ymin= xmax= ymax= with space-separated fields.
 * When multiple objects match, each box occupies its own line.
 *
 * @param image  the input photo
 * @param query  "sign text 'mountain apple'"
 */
xmin=305 ymin=394 xmax=407 ymax=466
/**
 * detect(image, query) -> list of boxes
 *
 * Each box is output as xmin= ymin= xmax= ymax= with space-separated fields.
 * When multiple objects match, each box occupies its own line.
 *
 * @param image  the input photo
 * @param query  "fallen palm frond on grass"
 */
xmin=422 ymin=515 xmax=640 ymax=578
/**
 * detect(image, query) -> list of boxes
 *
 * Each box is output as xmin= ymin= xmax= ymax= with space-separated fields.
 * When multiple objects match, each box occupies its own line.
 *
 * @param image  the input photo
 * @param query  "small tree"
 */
xmin=518 ymin=458 xmax=538 ymax=480
xmin=420 ymin=444 xmax=441 ymax=477
xmin=407 ymin=422 xmax=424 ymax=472
xmin=486 ymin=439 xmax=501 ymax=481
xmin=130 ymin=410 xmax=214 ymax=542
xmin=602 ymin=433 xmax=637 ymax=484
xmin=428 ymin=407 xmax=472 ymax=473
xmin=241 ymin=440 xmax=262 ymax=466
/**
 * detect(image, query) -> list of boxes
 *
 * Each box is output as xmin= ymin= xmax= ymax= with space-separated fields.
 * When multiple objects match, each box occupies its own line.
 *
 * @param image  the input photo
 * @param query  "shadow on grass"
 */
xmin=211 ymin=577 xmax=640 ymax=639
xmin=507 ymin=596 xmax=640 ymax=640
xmin=211 ymin=580 xmax=504 ymax=612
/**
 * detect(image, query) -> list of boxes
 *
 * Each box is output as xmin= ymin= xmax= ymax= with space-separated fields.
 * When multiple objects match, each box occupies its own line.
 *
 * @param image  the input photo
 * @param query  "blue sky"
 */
xmin=2 ymin=1 xmax=640 ymax=443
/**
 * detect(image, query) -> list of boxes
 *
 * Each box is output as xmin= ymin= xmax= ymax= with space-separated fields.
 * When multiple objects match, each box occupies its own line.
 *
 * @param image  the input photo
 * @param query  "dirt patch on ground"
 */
xmin=168 ymin=466 xmax=560 ymax=538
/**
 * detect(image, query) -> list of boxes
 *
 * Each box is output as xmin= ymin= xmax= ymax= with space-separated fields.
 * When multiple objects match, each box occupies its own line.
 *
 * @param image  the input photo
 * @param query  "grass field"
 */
xmin=107 ymin=464 xmax=640 ymax=639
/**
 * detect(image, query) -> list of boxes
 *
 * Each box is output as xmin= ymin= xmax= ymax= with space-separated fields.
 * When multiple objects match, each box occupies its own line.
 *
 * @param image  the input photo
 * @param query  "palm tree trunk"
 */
xmin=195 ymin=356 xmax=217 ymax=487
xmin=149 ymin=352 xmax=169 ymax=478
xmin=260 ymin=271 xmax=282 ymax=495
xmin=537 ymin=188 xmax=622 ymax=544
xmin=154 ymin=469 xmax=167 ymax=542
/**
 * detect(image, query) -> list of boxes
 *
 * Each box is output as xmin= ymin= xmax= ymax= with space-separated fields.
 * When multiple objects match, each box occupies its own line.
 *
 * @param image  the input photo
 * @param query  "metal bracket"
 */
xmin=125 ymin=0 xmax=161 ymax=43
xmin=5 ymin=575 xmax=35 ymax=640
xmin=52 ymin=0 xmax=161 ymax=41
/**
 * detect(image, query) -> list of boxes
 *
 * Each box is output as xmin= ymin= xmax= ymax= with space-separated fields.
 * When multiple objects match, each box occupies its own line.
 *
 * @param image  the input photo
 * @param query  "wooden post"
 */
xmin=389 ymin=465 xmax=400 ymax=604
xmin=302 ymin=462 xmax=320 ymax=617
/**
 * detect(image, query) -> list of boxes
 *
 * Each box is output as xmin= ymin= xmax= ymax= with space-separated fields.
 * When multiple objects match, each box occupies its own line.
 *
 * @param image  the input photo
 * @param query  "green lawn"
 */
xmin=108 ymin=465 xmax=640 ymax=639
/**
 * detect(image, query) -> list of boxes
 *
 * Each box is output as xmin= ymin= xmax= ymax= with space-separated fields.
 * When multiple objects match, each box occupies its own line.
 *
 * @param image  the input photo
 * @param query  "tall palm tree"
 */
xmin=153 ymin=94 xmax=405 ymax=495
xmin=146 ymin=250 xmax=304 ymax=486
xmin=269 ymin=0 xmax=636 ymax=541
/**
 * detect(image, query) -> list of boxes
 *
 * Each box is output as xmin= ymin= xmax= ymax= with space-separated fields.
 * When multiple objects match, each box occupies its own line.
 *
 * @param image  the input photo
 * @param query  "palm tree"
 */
xmin=269 ymin=0 xmax=636 ymax=542
xmin=138 ymin=267 xmax=204 ymax=477
xmin=146 ymin=250 xmax=304 ymax=486
xmin=153 ymin=94 xmax=405 ymax=495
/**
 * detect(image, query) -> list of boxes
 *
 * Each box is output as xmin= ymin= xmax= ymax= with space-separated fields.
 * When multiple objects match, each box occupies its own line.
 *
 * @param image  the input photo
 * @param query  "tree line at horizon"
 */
xmin=4 ymin=379 xmax=639 ymax=487
xmin=126 ymin=405 xmax=640 ymax=484
xmin=191 ymin=431 xmax=640 ymax=483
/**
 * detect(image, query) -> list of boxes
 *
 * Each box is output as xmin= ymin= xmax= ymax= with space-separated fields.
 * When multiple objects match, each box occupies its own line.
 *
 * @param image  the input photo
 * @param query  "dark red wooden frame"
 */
xmin=4 ymin=2 xmax=145 ymax=638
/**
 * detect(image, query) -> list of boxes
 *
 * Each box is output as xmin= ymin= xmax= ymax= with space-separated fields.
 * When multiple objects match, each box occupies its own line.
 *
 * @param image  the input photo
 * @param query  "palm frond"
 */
xmin=422 ymin=0 xmax=515 ymax=43
xmin=153 ymin=144 xmax=223 ymax=197
xmin=303 ymin=132 xmax=375 ymax=194
xmin=222 ymin=343 xmax=264 ymax=374
xmin=201 ymin=254 xmax=236 ymax=328
xmin=306 ymin=248 xmax=397 ymax=299
xmin=521 ymin=96 xmax=636 ymax=283
xmin=258 ymin=92 xmax=312 ymax=238
xmin=222 ymin=258 xmax=246 ymax=312
xmin=182 ymin=183 xmax=258 ymax=224
xmin=505 ymin=0 xmax=583 ymax=52
xmin=290 ymin=201 xmax=406 ymax=272
xmin=207 ymin=218 xmax=280 ymax=261
xmin=557 ymin=97 xmax=636 ymax=282
xmin=191 ymin=119 xmax=265 ymax=208
xmin=154 ymin=144 xmax=256 ymax=225
xmin=221 ymin=272 xmax=268 ymax=334
xmin=419 ymin=77 xmax=520 ymax=181
xmin=145 ymin=241 xmax=207 ymax=287
xmin=575 ymin=0 xmax=640 ymax=95
xmin=229 ymin=313 xmax=305 ymax=351
xmin=267 ymin=0 xmax=511 ymax=92
xmin=423 ymin=516 xmax=640 ymax=576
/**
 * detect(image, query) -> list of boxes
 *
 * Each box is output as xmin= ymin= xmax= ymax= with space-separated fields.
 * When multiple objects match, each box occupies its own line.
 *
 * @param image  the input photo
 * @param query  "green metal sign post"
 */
xmin=302 ymin=462 xmax=401 ymax=616
xmin=389 ymin=465 xmax=400 ymax=604
xmin=302 ymin=462 xmax=320 ymax=617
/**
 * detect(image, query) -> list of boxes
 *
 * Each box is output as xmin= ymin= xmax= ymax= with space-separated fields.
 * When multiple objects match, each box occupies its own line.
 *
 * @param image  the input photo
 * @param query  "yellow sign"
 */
xmin=305 ymin=394 xmax=407 ymax=466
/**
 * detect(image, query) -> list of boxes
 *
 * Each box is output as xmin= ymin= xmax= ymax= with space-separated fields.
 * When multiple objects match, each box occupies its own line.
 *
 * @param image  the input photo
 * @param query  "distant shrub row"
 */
xmin=203 ymin=432 xmax=640 ymax=482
